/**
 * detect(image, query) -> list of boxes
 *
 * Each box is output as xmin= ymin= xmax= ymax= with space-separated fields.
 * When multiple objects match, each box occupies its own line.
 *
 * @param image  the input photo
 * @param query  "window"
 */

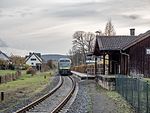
xmin=146 ymin=49 xmax=150 ymax=55
xmin=31 ymin=58 xmax=36 ymax=61
xmin=60 ymin=60 xmax=70 ymax=62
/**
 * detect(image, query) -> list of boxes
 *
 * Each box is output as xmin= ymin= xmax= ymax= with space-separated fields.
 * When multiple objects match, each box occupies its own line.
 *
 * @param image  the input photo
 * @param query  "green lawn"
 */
xmin=144 ymin=78 xmax=150 ymax=83
xmin=0 ymin=70 xmax=16 ymax=76
xmin=0 ymin=71 xmax=53 ymax=92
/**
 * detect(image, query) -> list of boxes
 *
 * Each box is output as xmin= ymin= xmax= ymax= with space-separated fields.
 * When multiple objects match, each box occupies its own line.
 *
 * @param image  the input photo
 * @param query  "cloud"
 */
xmin=0 ymin=38 xmax=7 ymax=47
xmin=0 ymin=0 xmax=150 ymax=54
xmin=121 ymin=14 xmax=140 ymax=20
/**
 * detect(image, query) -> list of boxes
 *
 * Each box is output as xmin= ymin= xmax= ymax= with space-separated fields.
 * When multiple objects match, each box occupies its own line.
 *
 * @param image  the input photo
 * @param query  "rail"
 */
xmin=50 ymin=76 xmax=76 ymax=113
xmin=15 ymin=75 xmax=63 ymax=113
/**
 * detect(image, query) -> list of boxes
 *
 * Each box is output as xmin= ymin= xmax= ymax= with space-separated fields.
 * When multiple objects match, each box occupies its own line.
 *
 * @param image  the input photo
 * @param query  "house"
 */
xmin=0 ymin=51 xmax=9 ymax=61
xmin=25 ymin=52 xmax=43 ymax=70
xmin=0 ymin=51 xmax=10 ymax=69
xmin=93 ymin=29 xmax=150 ymax=78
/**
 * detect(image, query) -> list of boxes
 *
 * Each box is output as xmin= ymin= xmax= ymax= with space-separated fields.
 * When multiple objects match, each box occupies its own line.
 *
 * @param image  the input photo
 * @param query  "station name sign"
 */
xmin=146 ymin=48 xmax=150 ymax=54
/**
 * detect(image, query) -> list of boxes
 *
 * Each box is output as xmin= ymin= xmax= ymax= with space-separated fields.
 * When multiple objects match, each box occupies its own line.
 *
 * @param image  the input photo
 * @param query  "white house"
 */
xmin=25 ymin=52 xmax=43 ymax=70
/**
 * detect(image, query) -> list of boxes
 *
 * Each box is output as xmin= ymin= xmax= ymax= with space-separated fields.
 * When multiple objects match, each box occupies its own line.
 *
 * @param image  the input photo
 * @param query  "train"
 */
xmin=58 ymin=58 xmax=72 ymax=75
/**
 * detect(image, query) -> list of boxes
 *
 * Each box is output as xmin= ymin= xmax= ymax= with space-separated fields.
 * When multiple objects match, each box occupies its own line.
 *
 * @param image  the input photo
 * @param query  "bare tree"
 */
xmin=104 ymin=20 xmax=116 ymax=36
xmin=73 ymin=31 xmax=86 ymax=64
xmin=72 ymin=31 xmax=95 ymax=65
xmin=85 ymin=32 xmax=95 ymax=53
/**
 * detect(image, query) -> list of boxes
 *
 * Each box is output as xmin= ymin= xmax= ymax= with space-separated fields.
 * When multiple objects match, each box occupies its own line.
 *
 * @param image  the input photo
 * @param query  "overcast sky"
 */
xmin=0 ymin=0 xmax=150 ymax=55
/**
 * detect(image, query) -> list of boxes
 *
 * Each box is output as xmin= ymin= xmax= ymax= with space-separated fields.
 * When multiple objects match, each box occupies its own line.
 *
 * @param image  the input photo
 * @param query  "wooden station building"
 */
xmin=93 ymin=29 xmax=150 ymax=78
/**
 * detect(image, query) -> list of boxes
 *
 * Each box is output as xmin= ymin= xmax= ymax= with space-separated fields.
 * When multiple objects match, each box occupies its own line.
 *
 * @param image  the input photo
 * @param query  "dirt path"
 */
xmin=87 ymin=80 xmax=134 ymax=113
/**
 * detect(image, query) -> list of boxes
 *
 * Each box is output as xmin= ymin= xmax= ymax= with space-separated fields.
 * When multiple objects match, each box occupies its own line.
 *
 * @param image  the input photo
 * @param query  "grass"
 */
xmin=0 ymin=70 xmax=54 ymax=112
xmin=144 ymin=78 xmax=150 ymax=83
xmin=106 ymin=91 xmax=135 ymax=113
xmin=0 ymin=71 xmax=53 ymax=92
xmin=0 ymin=70 xmax=16 ymax=76
xmin=96 ymin=84 xmax=135 ymax=113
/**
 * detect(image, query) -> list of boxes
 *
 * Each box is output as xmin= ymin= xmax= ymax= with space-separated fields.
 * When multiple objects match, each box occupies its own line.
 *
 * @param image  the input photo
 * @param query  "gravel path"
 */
xmin=88 ymin=81 xmax=119 ymax=113
xmin=66 ymin=76 xmax=134 ymax=113
xmin=0 ymin=75 xmax=60 ymax=113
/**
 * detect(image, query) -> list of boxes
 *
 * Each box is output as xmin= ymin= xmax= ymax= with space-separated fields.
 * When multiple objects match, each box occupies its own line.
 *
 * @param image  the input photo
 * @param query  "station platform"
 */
xmin=71 ymin=71 xmax=95 ymax=80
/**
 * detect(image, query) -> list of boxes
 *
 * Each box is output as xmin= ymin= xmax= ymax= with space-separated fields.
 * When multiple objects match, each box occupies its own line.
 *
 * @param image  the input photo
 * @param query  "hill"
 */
xmin=42 ymin=54 xmax=68 ymax=62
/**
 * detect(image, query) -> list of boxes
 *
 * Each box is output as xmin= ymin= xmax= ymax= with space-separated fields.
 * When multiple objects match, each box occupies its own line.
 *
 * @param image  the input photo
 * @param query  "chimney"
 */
xmin=130 ymin=28 xmax=135 ymax=36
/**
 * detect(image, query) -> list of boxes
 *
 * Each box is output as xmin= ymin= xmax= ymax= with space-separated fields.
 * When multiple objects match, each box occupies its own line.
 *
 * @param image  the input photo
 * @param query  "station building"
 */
xmin=93 ymin=29 xmax=150 ymax=78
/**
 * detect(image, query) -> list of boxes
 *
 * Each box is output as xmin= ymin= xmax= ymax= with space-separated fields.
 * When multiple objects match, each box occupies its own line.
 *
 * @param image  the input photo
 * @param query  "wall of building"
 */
xmin=26 ymin=55 xmax=41 ymax=66
xmin=128 ymin=36 xmax=150 ymax=78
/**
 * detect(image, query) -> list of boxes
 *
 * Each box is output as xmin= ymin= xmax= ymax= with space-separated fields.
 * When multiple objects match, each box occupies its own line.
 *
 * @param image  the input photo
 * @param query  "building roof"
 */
xmin=94 ymin=30 xmax=150 ymax=52
xmin=122 ymin=30 xmax=150 ymax=50
xmin=25 ymin=52 xmax=43 ymax=63
xmin=0 ymin=51 xmax=9 ymax=61
xmin=96 ymin=35 xmax=138 ymax=51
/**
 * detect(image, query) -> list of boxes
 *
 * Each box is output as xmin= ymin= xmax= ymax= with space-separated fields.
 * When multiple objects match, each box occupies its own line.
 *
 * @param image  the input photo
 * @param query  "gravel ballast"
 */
xmin=66 ymin=78 xmax=91 ymax=113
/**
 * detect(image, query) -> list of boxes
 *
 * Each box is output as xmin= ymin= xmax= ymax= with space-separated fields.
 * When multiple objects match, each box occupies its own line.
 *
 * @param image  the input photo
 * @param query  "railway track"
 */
xmin=15 ymin=75 xmax=76 ymax=113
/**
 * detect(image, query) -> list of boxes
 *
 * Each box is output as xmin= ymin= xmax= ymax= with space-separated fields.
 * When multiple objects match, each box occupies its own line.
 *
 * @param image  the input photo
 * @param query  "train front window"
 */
xmin=60 ymin=60 xmax=70 ymax=62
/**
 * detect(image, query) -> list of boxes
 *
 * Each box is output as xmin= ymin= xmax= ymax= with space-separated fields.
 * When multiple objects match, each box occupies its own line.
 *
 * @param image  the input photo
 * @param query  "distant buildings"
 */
xmin=25 ymin=52 xmax=43 ymax=70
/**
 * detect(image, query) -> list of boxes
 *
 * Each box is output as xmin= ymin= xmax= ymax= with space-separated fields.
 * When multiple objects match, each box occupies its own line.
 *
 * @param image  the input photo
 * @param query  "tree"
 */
xmin=73 ymin=31 xmax=86 ymax=64
xmin=72 ymin=31 xmax=95 ymax=65
xmin=10 ymin=55 xmax=25 ymax=69
xmin=85 ymin=32 xmax=95 ymax=53
xmin=104 ymin=20 xmax=116 ymax=36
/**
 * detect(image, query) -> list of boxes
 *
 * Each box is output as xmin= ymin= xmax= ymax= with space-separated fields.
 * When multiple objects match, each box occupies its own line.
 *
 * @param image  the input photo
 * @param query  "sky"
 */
xmin=0 ymin=0 xmax=150 ymax=55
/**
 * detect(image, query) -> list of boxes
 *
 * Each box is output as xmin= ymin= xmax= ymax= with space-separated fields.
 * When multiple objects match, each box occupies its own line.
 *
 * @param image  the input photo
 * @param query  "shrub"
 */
xmin=26 ymin=67 xmax=36 ymax=75
xmin=22 ymin=64 xmax=30 ymax=70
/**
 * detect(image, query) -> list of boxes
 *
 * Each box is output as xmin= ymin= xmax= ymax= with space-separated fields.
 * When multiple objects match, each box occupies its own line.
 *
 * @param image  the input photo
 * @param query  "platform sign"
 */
xmin=146 ymin=49 xmax=150 ymax=54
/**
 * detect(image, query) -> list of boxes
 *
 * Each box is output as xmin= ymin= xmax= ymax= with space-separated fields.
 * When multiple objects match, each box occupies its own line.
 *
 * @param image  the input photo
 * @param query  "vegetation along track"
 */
xmin=15 ymin=75 xmax=76 ymax=113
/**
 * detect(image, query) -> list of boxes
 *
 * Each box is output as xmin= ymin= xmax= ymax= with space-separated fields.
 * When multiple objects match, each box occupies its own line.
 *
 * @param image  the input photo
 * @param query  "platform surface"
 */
xmin=71 ymin=71 xmax=95 ymax=80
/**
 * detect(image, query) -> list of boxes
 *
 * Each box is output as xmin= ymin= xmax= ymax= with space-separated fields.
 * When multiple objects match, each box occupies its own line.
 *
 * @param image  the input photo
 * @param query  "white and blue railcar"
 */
xmin=58 ymin=58 xmax=72 ymax=75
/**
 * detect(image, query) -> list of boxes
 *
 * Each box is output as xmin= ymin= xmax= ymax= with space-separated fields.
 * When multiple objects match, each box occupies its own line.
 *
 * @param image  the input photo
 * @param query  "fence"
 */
xmin=116 ymin=75 xmax=150 ymax=113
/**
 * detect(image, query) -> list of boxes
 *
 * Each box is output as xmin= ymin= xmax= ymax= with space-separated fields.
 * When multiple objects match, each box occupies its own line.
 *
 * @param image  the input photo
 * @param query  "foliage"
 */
xmin=26 ymin=67 xmax=36 ymax=75
xmin=10 ymin=55 xmax=25 ymax=69
xmin=47 ymin=60 xmax=53 ymax=69
xmin=22 ymin=64 xmax=30 ymax=70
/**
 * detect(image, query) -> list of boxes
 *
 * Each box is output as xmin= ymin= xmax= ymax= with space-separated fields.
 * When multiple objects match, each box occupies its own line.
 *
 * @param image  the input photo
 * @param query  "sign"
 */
xmin=146 ymin=49 xmax=150 ymax=54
